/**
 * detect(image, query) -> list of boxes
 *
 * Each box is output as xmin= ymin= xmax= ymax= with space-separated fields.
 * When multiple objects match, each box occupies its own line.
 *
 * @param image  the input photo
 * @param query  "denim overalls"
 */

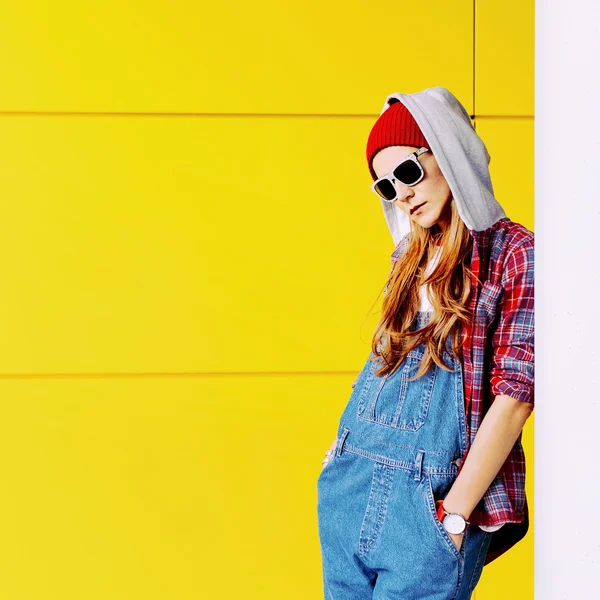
xmin=316 ymin=311 xmax=493 ymax=600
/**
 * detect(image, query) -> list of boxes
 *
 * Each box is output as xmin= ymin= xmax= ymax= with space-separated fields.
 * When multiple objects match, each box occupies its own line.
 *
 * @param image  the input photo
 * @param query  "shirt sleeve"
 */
xmin=488 ymin=237 xmax=535 ymax=405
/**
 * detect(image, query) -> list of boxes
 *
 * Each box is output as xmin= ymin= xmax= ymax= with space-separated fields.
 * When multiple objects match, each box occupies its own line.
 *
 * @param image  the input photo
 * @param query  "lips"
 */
xmin=410 ymin=202 xmax=426 ymax=215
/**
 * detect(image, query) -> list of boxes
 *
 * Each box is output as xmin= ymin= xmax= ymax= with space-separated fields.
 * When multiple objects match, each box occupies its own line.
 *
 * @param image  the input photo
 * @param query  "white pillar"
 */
xmin=536 ymin=1 xmax=600 ymax=598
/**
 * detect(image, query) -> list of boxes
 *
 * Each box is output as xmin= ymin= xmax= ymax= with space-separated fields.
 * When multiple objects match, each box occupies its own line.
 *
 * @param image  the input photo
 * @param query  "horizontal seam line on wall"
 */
xmin=0 ymin=371 xmax=361 ymax=379
xmin=0 ymin=111 xmax=534 ymax=119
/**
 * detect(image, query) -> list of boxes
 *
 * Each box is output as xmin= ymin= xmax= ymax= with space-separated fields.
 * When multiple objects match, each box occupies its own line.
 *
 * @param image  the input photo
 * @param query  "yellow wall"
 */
xmin=0 ymin=1 xmax=533 ymax=598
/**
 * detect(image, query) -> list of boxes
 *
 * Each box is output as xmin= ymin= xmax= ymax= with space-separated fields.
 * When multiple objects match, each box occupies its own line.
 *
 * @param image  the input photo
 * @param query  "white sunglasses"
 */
xmin=371 ymin=147 xmax=430 ymax=202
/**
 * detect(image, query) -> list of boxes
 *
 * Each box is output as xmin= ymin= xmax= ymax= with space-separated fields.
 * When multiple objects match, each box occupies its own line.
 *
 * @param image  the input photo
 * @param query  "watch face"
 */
xmin=443 ymin=513 xmax=466 ymax=535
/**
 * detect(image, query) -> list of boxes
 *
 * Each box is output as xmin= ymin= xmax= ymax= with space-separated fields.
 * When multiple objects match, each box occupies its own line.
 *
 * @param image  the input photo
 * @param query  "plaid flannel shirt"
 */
xmin=389 ymin=217 xmax=534 ymax=563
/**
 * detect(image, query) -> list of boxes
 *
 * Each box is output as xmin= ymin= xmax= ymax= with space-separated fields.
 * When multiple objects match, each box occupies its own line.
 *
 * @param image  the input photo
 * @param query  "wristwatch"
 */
xmin=436 ymin=499 xmax=470 ymax=535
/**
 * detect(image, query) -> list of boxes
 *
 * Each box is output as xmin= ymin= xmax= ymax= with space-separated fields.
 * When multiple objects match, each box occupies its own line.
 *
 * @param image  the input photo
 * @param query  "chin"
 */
xmin=412 ymin=215 xmax=435 ymax=228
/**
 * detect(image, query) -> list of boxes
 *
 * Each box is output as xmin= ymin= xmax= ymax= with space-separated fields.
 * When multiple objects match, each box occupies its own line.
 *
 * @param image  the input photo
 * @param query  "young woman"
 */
xmin=316 ymin=86 xmax=534 ymax=600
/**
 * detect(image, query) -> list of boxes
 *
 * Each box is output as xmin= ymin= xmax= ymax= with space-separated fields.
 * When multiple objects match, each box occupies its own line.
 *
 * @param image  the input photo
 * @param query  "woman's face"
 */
xmin=372 ymin=146 xmax=453 ymax=231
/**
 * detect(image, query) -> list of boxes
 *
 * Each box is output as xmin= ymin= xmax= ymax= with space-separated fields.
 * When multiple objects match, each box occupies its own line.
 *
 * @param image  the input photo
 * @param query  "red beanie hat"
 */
xmin=366 ymin=99 xmax=430 ymax=181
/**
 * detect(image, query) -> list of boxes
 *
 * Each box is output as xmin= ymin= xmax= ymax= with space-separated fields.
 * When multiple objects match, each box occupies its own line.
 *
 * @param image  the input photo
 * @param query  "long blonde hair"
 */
xmin=370 ymin=199 xmax=477 ymax=380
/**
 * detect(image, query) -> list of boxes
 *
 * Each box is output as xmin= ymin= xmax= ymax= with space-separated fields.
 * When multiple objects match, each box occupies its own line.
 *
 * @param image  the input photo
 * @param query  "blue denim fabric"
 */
xmin=316 ymin=311 xmax=493 ymax=599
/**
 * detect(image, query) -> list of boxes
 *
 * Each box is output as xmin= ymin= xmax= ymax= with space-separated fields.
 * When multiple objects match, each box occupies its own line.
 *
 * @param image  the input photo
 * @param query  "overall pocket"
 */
xmin=423 ymin=473 xmax=465 ymax=564
xmin=356 ymin=345 xmax=437 ymax=431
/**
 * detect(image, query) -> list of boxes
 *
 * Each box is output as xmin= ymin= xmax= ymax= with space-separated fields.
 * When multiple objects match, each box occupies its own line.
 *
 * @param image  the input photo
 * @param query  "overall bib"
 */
xmin=316 ymin=311 xmax=493 ymax=600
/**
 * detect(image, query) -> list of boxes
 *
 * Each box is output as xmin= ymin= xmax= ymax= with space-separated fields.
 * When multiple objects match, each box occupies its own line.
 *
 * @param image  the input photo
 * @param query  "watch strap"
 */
xmin=436 ymin=499 xmax=446 ymax=522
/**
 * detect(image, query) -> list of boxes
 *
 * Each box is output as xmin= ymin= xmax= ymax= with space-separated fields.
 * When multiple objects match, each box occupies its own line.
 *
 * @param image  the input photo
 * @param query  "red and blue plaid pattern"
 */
xmin=389 ymin=216 xmax=534 ymax=561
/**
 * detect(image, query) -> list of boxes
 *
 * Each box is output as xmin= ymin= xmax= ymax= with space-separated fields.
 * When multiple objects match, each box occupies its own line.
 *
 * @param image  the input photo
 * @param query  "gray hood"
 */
xmin=376 ymin=86 xmax=507 ymax=247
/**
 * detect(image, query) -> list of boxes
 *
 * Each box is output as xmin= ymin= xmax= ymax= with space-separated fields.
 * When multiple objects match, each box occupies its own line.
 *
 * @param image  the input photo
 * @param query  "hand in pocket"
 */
xmin=320 ymin=437 xmax=338 ymax=471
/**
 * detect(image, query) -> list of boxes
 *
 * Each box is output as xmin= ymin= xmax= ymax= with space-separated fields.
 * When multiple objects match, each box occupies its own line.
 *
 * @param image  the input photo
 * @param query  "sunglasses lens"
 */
xmin=374 ymin=178 xmax=397 ymax=200
xmin=393 ymin=159 xmax=422 ymax=185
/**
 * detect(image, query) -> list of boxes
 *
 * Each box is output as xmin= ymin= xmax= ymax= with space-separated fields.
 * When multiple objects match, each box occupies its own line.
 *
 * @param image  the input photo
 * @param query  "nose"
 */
xmin=392 ymin=180 xmax=414 ymax=205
